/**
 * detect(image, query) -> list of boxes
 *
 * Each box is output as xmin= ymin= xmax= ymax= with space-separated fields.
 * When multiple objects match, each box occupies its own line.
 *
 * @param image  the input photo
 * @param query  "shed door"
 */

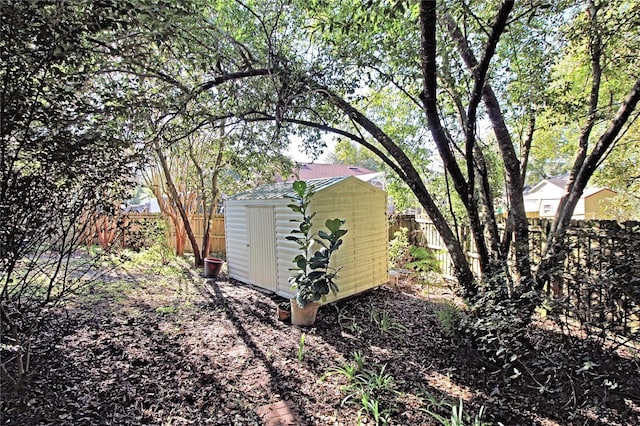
xmin=248 ymin=207 xmax=277 ymax=291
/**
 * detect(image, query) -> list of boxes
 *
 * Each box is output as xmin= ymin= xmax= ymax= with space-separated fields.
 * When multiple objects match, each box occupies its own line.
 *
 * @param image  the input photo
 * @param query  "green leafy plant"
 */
xmin=145 ymin=217 xmax=174 ymax=265
xmin=405 ymin=245 xmax=441 ymax=275
xmin=322 ymin=351 xmax=363 ymax=382
xmin=357 ymin=392 xmax=392 ymax=425
xmin=297 ymin=332 xmax=306 ymax=362
xmin=126 ymin=217 xmax=174 ymax=267
xmin=335 ymin=305 xmax=363 ymax=335
xmin=369 ymin=305 xmax=407 ymax=336
xmin=287 ymin=180 xmax=348 ymax=308
xmin=297 ymin=333 xmax=306 ymax=361
xmin=324 ymin=352 xmax=397 ymax=425
xmin=437 ymin=301 xmax=463 ymax=337
xmin=421 ymin=394 xmax=489 ymax=426
xmin=388 ymin=227 xmax=411 ymax=269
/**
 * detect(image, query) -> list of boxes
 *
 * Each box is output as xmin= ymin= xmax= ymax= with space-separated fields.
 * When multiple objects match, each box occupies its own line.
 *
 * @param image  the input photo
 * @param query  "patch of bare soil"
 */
xmin=2 ymin=257 xmax=639 ymax=425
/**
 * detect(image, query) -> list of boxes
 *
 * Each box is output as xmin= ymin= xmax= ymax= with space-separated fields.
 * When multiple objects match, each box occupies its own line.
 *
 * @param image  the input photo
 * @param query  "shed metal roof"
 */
xmin=228 ymin=176 xmax=348 ymax=201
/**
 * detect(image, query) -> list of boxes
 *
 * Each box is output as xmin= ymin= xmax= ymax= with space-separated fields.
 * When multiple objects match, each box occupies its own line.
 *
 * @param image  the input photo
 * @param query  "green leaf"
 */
xmin=409 ymin=246 xmax=429 ymax=259
xmin=309 ymin=261 xmax=326 ymax=269
xmin=294 ymin=255 xmax=307 ymax=270
xmin=300 ymin=222 xmax=312 ymax=234
xmin=317 ymin=230 xmax=331 ymax=240
xmin=325 ymin=218 xmax=346 ymax=233
xmin=332 ymin=229 xmax=347 ymax=239
xmin=308 ymin=270 xmax=325 ymax=281
xmin=292 ymin=180 xmax=307 ymax=197
xmin=287 ymin=204 xmax=303 ymax=214
xmin=313 ymin=238 xmax=328 ymax=249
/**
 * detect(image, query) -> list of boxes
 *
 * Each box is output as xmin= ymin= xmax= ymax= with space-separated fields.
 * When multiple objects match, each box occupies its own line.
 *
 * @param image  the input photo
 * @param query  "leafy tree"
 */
xmin=325 ymin=139 xmax=381 ymax=171
xmin=105 ymin=0 xmax=299 ymax=266
xmin=146 ymin=118 xmax=293 ymax=263
xmin=527 ymin=0 xmax=640 ymax=219
xmin=0 ymin=0 xmax=145 ymax=389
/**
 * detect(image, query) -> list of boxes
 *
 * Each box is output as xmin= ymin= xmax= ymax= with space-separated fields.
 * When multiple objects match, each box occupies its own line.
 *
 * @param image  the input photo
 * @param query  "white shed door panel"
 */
xmin=248 ymin=207 xmax=277 ymax=291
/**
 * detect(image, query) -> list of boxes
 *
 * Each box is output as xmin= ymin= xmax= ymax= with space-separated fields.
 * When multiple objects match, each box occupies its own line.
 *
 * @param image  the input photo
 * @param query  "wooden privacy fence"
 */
xmin=389 ymin=214 xmax=482 ymax=280
xmin=81 ymin=212 xmax=165 ymax=250
xmin=167 ymin=214 xmax=226 ymax=255
xmin=83 ymin=213 xmax=226 ymax=255
xmin=392 ymin=215 xmax=640 ymax=336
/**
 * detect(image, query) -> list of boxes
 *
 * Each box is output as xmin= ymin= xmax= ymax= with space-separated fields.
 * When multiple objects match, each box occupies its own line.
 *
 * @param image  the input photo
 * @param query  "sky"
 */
xmin=286 ymin=134 xmax=336 ymax=163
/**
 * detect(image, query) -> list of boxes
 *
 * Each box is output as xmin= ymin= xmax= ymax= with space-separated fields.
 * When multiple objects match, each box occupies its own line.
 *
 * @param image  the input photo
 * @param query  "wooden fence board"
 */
xmin=165 ymin=214 xmax=226 ymax=255
xmin=121 ymin=213 xmax=226 ymax=256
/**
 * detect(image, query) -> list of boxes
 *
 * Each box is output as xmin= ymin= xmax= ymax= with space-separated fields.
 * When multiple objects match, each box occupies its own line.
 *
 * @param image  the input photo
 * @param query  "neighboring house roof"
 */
xmin=279 ymin=163 xmax=377 ymax=182
xmin=525 ymin=173 xmax=614 ymax=199
xmin=546 ymin=172 xmax=570 ymax=189
xmin=526 ymin=173 xmax=569 ymax=195
xmin=353 ymin=172 xmax=385 ymax=188
xmin=582 ymin=187 xmax=616 ymax=197
xmin=228 ymin=176 xmax=348 ymax=201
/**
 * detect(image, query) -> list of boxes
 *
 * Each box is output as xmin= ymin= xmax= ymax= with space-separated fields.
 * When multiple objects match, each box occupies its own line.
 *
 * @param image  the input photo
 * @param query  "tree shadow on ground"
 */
xmin=3 ymin=265 xmax=638 ymax=426
xmin=304 ymin=284 xmax=640 ymax=425
xmin=201 ymin=279 xmax=312 ymax=423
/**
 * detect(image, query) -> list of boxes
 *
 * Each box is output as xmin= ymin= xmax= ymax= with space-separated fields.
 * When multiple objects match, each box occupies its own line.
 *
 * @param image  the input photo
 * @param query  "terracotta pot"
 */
xmin=276 ymin=304 xmax=290 ymax=321
xmin=290 ymin=300 xmax=320 ymax=326
xmin=204 ymin=257 xmax=224 ymax=278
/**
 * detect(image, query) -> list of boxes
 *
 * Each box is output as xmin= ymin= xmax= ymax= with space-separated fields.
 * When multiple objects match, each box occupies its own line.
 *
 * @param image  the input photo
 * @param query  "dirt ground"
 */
xmin=2 ymin=255 xmax=639 ymax=425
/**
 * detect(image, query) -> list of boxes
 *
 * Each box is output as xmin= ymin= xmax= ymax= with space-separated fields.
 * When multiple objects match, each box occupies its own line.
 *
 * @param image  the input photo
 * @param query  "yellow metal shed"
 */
xmin=224 ymin=176 xmax=388 ymax=303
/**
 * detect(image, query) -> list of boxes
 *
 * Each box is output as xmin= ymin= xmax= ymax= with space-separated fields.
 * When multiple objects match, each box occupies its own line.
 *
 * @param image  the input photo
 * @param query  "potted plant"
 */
xmin=276 ymin=301 xmax=291 ymax=321
xmin=287 ymin=181 xmax=348 ymax=326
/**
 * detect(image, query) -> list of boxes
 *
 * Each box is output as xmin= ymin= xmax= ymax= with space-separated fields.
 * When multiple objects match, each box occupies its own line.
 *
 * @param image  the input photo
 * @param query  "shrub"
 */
xmin=437 ymin=301 xmax=463 ymax=337
xmin=388 ymin=228 xmax=411 ymax=269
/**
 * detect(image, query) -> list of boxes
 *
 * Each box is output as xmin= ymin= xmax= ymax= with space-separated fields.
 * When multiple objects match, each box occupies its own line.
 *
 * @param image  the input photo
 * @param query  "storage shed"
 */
xmin=224 ymin=176 xmax=388 ymax=303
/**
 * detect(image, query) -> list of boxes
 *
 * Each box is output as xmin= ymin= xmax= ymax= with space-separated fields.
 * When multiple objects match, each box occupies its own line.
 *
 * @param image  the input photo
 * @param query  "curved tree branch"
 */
xmin=242 ymin=112 xmax=408 ymax=180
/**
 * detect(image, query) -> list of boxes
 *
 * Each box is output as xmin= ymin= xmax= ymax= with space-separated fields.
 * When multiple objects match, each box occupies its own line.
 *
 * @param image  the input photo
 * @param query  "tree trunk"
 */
xmin=439 ymin=4 xmax=531 ymax=289
xmin=188 ymin=128 xmax=226 ymax=263
xmin=153 ymin=139 xmax=202 ymax=266
xmin=316 ymin=82 xmax=478 ymax=298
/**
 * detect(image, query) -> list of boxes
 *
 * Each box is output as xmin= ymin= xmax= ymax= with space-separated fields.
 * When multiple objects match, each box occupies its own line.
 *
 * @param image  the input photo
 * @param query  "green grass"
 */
xmin=323 ymin=352 xmax=398 ymax=425
xmin=155 ymin=305 xmax=178 ymax=315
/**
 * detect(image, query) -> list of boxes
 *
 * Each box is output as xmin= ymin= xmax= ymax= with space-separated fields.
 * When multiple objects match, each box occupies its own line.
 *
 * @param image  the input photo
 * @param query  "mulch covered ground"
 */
xmin=2 ymin=256 xmax=639 ymax=425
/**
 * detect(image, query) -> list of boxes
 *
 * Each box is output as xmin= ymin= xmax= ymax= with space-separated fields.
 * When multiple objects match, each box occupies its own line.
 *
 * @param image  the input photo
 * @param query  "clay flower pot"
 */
xmin=276 ymin=302 xmax=291 ymax=321
xmin=290 ymin=300 xmax=320 ymax=326
xmin=203 ymin=257 xmax=224 ymax=278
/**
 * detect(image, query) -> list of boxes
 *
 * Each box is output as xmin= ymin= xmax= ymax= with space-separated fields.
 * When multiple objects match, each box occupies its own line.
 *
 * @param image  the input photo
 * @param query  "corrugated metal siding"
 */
xmin=224 ymin=202 xmax=250 ymax=282
xmin=228 ymin=177 xmax=345 ymax=201
xmin=274 ymin=204 xmax=299 ymax=299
